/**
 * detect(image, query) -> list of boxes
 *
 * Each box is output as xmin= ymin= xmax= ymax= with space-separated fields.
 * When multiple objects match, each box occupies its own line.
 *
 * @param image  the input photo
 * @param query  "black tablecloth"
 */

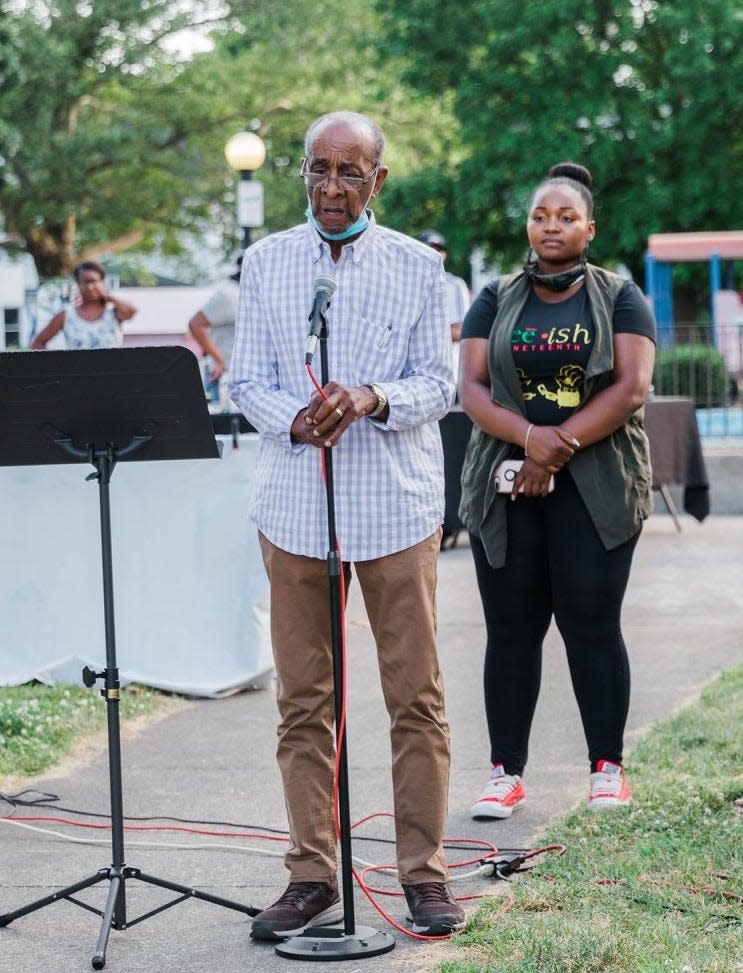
xmin=643 ymin=397 xmax=710 ymax=521
xmin=210 ymin=412 xmax=256 ymax=436
xmin=439 ymin=408 xmax=473 ymax=534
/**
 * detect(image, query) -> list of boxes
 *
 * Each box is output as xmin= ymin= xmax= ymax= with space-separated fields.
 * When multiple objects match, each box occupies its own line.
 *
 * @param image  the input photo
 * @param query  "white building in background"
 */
xmin=0 ymin=250 xmax=39 ymax=349
xmin=116 ymin=285 xmax=212 ymax=355
xmin=469 ymin=246 xmax=499 ymax=298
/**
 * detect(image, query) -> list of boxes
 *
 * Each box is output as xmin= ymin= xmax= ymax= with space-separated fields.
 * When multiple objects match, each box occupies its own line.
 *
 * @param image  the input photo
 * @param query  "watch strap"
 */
xmin=365 ymin=383 xmax=387 ymax=418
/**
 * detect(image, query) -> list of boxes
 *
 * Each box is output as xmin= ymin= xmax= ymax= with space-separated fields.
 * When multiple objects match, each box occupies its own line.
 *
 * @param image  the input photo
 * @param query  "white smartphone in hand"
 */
xmin=494 ymin=459 xmax=554 ymax=494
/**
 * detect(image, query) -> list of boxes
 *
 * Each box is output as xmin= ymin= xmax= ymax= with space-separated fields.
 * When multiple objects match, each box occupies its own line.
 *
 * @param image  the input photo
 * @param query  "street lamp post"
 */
xmin=224 ymin=131 xmax=266 ymax=250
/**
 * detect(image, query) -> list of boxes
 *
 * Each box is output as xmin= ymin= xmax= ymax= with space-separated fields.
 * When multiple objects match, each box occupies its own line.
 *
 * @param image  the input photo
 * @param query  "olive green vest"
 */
xmin=459 ymin=264 xmax=653 ymax=568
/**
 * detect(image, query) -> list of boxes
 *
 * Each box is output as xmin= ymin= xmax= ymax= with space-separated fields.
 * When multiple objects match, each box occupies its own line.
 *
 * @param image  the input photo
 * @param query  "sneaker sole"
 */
xmin=588 ymin=797 xmax=632 ymax=809
xmin=470 ymin=797 xmax=525 ymax=820
xmin=406 ymin=914 xmax=466 ymax=936
xmin=250 ymin=902 xmax=344 ymax=941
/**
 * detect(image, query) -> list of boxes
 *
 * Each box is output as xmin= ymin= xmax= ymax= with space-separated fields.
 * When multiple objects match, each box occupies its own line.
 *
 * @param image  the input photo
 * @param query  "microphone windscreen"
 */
xmin=314 ymin=274 xmax=337 ymax=298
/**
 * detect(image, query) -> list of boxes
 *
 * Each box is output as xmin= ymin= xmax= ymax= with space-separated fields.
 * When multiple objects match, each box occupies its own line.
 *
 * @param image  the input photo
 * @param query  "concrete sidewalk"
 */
xmin=1 ymin=514 xmax=742 ymax=973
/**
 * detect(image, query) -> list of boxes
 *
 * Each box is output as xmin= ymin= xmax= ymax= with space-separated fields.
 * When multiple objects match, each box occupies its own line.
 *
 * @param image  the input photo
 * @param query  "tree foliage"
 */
xmin=0 ymin=0 xmax=456 ymax=277
xmin=3 ymin=0 xmax=738 ymax=288
xmin=374 ymin=0 xmax=743 ymax=281
xmin=0 ymin=0 xmax=264 ymax=275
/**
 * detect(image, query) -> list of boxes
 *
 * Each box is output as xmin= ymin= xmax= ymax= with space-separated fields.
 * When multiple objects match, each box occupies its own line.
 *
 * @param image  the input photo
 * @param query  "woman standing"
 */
xmin=458 ymin=162 xmax=656 ymax=818
xmin=31 ymin=260 xmax=137 ymax=349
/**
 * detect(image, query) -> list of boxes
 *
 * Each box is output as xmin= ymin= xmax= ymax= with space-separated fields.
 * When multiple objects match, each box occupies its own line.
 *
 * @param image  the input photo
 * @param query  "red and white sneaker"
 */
xmin=470 ymin=764 xmax=526 ymax=819
xmin=588 ymin=760 xmax=632 ymax=808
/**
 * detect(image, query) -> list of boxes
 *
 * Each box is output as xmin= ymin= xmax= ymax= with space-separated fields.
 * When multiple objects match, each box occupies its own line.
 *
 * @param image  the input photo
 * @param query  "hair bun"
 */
xmin=549 ymin=162 xmax=592 ymax=190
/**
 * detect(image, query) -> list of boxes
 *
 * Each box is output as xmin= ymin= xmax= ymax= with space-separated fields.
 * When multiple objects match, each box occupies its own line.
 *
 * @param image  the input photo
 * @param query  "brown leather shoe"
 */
xmin=250 ymin=880 xmax=343 ymax=941
xmin=402 ymin=882 xmax=465 ymax=936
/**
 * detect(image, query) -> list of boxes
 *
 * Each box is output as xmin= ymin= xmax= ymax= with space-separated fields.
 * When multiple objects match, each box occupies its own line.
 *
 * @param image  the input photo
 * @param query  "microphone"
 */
xmin=305 ymin=274 xmax=337 ymax=364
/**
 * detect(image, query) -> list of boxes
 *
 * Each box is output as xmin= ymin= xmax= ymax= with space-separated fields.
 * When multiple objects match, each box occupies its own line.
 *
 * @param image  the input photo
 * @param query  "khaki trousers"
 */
xmin=258 ymin=529 xmax=451 ymax=885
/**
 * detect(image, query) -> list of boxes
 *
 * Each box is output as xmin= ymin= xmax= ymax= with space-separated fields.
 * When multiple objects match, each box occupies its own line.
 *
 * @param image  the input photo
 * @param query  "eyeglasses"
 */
xmin=300 ymin=158 xmax=379 ymax=193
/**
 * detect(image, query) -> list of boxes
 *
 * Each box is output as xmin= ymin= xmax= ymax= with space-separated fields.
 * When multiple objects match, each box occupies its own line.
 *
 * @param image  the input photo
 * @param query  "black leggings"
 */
xmin=469 ymin=469 xmax=639 ymax=776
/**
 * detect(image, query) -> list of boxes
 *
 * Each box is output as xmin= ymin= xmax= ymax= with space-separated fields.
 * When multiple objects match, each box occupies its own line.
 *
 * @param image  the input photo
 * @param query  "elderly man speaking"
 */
xmin=229 ymin=110 xmax=463 ymax=941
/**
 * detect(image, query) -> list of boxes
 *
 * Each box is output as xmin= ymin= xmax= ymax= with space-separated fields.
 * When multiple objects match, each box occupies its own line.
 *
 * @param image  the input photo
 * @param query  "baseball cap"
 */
xmin=416 ymin=230 xmax=446 ymax=250
xmin=416 ymin=229 xmax=447 ymax=250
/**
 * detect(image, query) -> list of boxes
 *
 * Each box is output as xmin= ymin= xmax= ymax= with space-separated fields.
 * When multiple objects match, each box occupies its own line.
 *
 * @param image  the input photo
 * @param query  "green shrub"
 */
xmin=653 ymin=344 xmax=731 ymax=406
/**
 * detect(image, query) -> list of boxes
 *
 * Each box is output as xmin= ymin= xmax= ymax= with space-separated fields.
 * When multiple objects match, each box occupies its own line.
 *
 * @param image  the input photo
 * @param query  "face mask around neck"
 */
xmin=305 ymin=204 xmax=371 ymax=241
xmin=523 ymin=257 xmax=587 ymax=292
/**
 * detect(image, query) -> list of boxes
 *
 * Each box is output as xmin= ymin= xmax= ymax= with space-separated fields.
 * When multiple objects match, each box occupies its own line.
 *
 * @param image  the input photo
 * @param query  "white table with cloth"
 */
xmin=0 ymin=435 xmax=273 ymax=697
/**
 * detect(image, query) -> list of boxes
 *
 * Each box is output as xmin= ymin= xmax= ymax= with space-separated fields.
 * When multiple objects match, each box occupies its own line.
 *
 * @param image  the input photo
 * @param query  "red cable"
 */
xmin=302 ymin=366 xmax=522 ymax=936
xmin=521 ymin=843 xmax=567 ymax=861
xmin=303 ymin=365 xmax=468 ymax=939
xmin=305 ymin=363 xmax=349 ymax=837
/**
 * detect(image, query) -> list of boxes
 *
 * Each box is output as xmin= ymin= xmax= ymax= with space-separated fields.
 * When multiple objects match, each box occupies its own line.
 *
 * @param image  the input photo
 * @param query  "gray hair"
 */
xmin=304 ymin=111 xmax=385 ymax=165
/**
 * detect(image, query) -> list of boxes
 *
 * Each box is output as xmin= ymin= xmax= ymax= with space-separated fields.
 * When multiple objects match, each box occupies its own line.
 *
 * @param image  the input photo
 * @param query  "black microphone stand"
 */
xmin=276 ymin=308 xmax=395 ymax=962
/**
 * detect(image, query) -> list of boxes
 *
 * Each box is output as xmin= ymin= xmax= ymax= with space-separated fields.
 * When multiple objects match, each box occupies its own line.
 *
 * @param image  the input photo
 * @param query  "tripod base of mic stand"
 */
xmin=275 ymin=924 xmax=395 ymax=961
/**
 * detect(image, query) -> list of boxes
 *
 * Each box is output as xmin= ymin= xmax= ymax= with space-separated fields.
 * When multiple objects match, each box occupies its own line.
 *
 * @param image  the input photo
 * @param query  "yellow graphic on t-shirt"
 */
xmin=516 ymin=368 xmax=537 ymax=400
xmin=536 ymin=364 xmax=584 ymax=408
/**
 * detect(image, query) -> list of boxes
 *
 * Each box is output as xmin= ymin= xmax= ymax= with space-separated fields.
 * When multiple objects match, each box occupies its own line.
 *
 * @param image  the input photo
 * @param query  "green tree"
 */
xmin=0 ymin=0 xmax=457 ymax=279
xmin=374 ymin=0 xmax=743 ymax=283
xmin=0 ymin=0 xmax=268 ymax=276
xmin=170 ymin=5 xmax=460 ymax=274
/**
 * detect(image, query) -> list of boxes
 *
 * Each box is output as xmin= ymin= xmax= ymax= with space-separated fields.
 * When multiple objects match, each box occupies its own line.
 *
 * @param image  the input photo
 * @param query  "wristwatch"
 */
xmin=365 ymin=383 xmax=388 ymax=418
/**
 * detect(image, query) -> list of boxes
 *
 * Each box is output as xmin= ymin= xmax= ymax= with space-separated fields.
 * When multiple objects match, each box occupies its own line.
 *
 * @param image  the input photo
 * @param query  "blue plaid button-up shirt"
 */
xmin=229 ymin=214 xmax=455 ymax=561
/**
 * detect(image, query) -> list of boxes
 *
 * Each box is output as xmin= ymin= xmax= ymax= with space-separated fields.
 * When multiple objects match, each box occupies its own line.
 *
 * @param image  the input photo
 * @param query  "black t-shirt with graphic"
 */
xmin=461 ymin=279 xmax=656 ymax=425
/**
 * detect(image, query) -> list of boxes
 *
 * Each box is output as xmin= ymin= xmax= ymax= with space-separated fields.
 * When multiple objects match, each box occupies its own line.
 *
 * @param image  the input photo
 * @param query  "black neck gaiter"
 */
xmin=523 ymin=259 xmax=586 ymax=292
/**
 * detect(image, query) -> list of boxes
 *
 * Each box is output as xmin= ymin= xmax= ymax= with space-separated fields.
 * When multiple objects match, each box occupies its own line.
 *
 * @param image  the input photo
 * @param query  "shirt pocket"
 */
xmin=350 ymin=317 xmax=411 ymax=383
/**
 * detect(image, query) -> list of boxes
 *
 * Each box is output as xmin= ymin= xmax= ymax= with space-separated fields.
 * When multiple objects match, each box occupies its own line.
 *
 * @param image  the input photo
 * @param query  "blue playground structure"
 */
xmin=644 ymin=231 xmax=743 ymax=348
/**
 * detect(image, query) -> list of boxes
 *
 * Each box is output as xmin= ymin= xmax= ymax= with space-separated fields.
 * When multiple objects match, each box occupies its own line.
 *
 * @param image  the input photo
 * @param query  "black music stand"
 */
xmin=0 ymin=348 xmax=259 ymax=970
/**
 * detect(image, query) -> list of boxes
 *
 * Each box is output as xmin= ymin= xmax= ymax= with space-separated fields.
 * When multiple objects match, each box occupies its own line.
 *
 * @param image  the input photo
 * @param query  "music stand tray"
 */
xmin=0 ymin=348 xmax=259 ymax=970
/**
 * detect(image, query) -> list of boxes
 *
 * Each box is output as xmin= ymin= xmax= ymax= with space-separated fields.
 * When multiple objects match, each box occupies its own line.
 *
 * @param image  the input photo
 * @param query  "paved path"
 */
xmin=1 ymin=515 xmax=741 ymax=972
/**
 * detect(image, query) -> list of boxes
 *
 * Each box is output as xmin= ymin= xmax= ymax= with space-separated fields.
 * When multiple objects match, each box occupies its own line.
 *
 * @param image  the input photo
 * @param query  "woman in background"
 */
xmin=31 ymin=260 xmax=136 ymax=349
xmin=458 ymin=162 xmax=656 ymax=818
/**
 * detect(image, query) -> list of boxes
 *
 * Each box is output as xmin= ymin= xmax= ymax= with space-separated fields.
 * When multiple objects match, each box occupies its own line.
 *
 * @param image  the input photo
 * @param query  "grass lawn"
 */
xmin=0 ymin=682 xmax=176 ymax=782
xmin=442 ymin=664 xmax=743 ymax=973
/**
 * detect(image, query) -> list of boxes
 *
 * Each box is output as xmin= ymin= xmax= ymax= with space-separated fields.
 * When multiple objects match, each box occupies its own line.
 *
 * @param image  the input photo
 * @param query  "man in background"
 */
xmin=418 ymin=230 xmax=472 ymax=548
xmin=416 ymin=229 xmax=470 ymax=383
xmin=188 ymin=255 xmax=242 ymax=406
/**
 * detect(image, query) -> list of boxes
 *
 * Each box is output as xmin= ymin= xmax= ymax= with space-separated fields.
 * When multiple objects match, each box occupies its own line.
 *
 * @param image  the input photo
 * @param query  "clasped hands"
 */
xmin=290 ymin=381 xmax=377 ymax=448
xmin=510 ymin=425 xmax=580 ymax=499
